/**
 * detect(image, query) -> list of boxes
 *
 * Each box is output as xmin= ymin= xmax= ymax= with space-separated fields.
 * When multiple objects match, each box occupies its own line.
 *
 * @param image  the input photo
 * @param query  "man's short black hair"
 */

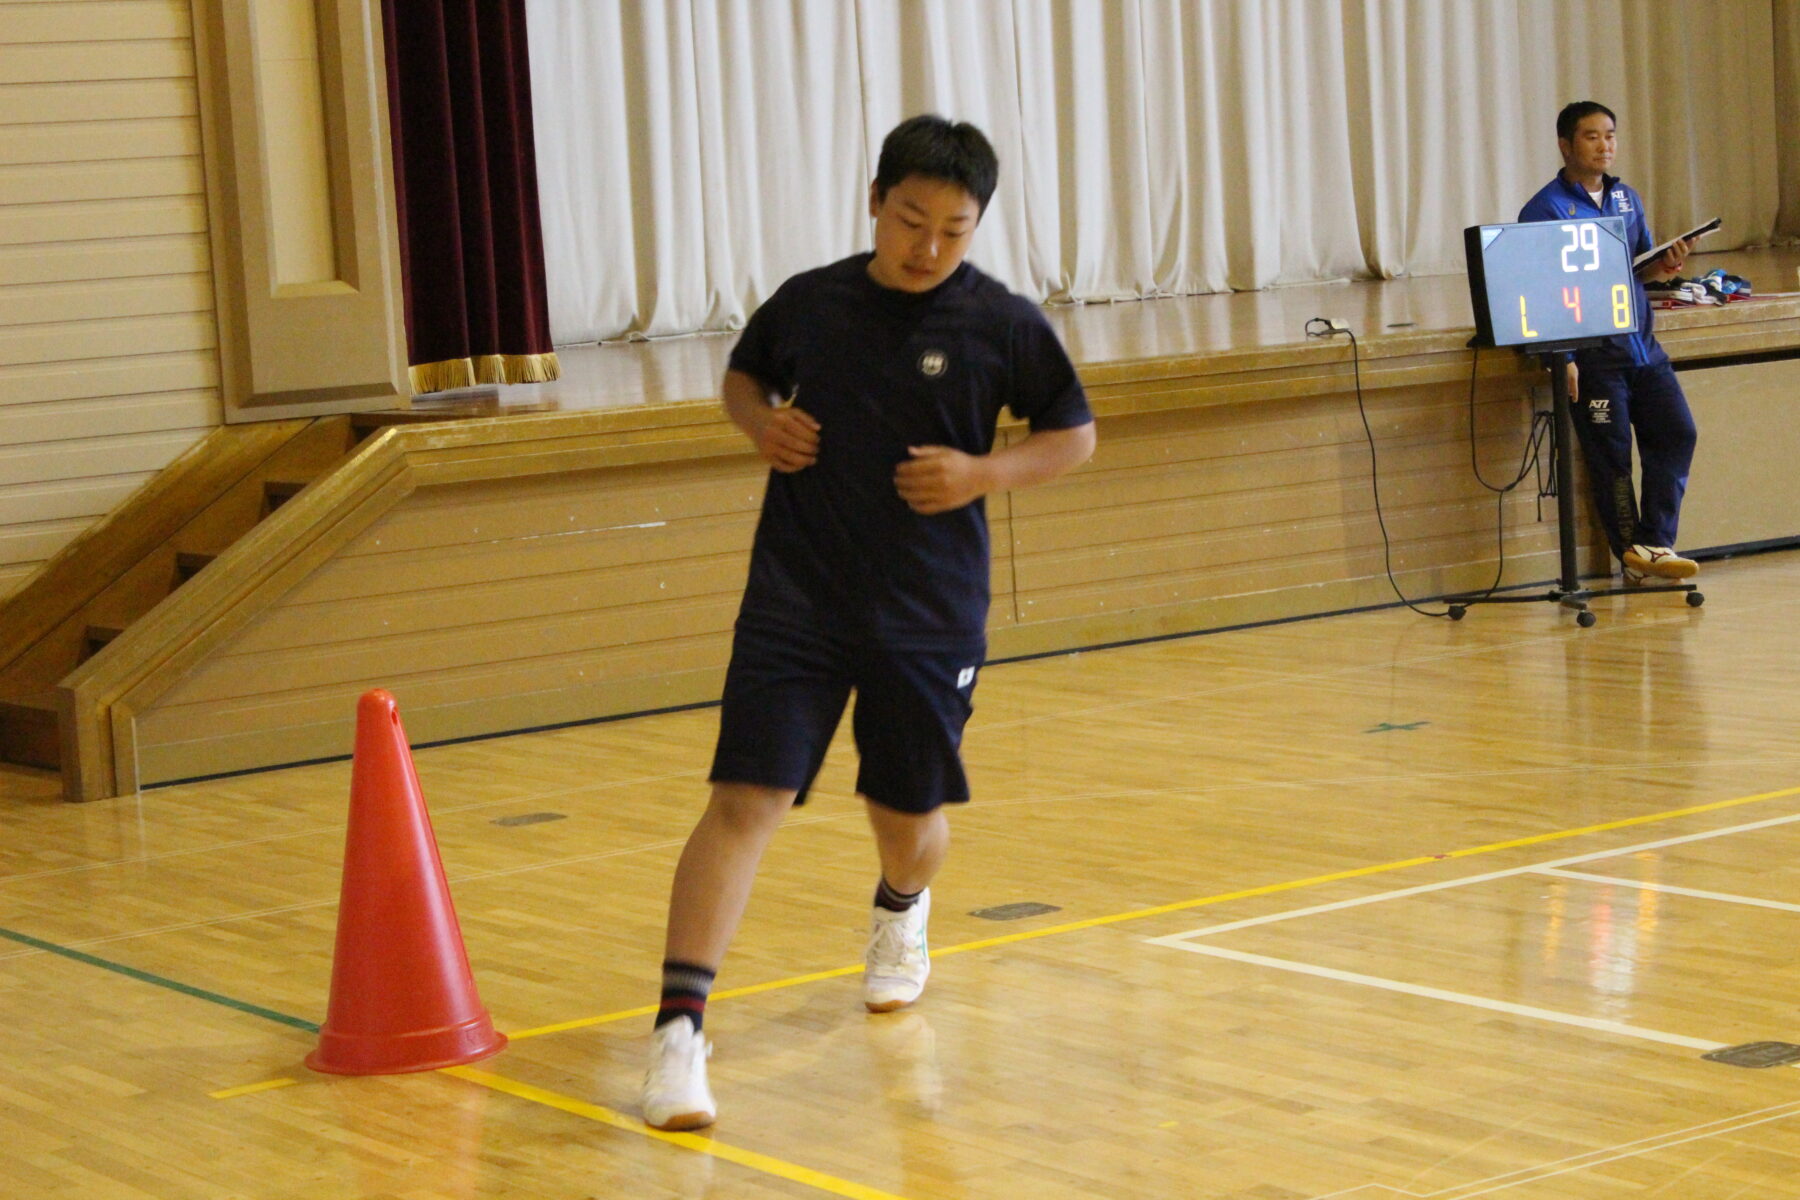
xmin=1557 ymin=101 xmax=1617 ymax=142
xmin=875 ymin=115 xmax=998 ymax=214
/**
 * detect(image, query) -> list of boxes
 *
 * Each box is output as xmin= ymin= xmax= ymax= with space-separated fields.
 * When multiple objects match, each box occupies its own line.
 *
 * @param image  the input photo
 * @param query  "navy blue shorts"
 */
xmin=710 ymin=623 xmax=985 ymax=813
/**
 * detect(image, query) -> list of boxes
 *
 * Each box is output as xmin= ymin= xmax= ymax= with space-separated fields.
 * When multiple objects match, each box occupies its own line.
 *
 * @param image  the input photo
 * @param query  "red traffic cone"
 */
xmin=306 ymin=689 xmax=506 ymax=1074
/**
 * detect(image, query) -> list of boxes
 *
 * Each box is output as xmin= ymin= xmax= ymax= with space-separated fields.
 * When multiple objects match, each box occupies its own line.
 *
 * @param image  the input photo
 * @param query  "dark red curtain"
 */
xmin=381 ymin=0 xmax=559 ymax=394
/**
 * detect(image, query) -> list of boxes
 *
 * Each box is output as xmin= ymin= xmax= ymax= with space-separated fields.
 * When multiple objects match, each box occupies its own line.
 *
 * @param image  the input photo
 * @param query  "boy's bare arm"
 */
xmin=894 ymin=422 xmax=1096 ymax=516
xmin=723 ymin=368 xmax=819 ymax=472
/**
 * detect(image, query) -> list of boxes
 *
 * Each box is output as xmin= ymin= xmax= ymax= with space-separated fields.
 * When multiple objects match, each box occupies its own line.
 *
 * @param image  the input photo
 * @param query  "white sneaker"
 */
xmin=1623 ymin=544 xmax=1698 ymax=580
xmin=640 ymin=1018 xmax=715 ymax=1131
xmin=864 ymin=889 xmax=930 ymax=1012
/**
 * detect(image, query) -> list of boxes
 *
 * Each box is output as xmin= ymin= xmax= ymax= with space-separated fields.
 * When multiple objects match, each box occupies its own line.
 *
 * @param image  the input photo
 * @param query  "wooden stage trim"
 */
xmin=51 ymin=253 xmax=1800 ymax=796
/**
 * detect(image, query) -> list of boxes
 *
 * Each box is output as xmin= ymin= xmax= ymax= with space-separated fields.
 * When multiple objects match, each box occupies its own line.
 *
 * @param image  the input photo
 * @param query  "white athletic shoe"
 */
xmin=641 ymin=1018 xmax=716 ymax=1131
xmin=864 ymin=889 xmax=931 ymax=1012
xmin=1623 ymin=544 xmax=1698 ymax=580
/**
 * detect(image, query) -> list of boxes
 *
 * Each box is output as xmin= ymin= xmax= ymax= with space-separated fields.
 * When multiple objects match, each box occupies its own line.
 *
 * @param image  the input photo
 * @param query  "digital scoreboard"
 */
xmin=1464 ymin=216 xmax=1638 ymax=350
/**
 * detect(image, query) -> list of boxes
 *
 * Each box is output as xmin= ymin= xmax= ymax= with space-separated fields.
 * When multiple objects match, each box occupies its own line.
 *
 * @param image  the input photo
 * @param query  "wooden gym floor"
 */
xmin=3 ymin=548 xmax=1799 ymax=1199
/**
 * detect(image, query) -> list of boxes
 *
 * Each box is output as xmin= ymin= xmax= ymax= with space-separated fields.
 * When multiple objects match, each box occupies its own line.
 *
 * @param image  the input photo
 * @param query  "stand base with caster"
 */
xmin=1444 ymin=348 xmax=1707 ymax=629
xmin=1446 ymin=580 xmax=1702 ymax=626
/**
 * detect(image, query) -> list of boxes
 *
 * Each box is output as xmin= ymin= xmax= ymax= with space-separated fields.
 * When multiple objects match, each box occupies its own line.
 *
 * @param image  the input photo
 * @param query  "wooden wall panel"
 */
xmin=133 ymin=630 xmax=739 ymax=782
xmin=0 ymin=201 xmax=207 ymax=253
xmin=0 ymin=390 xmax=215 ymax=447
xmin=0 ymin=5 xmax=221 ymax=601
xmin=0 ymin=78 xmax=199 ymax=124
xmin=0 ymin=157 xmax=203 ymax=205
xmin=2 ymin=350 xmax=217 ymax=406
xmin=0 ymin=116 xmax=201 ymax=164
xmin=997 ymin=375 xmax=1563 ymax=634
xmin=132 ymin=432 xmax=1011 ymax=780
xmin=0 ymin=273 xmax=212 ymax=326
xmin=0 ymin=475 xmax=152 ymax=530
xmin=0 ymin=41 xmax=195 ymax=86
xmin=0 ymin=428 xmax=204 ymax=488
xmin=123 ymin=363 xmax=1542 ymax=784
xmin=1 ymin=312 xmax=216 ymax=365
xmin=3 ymin=2 xmax=190 ymax=43
xmin=0 ymin=233 xmax=211 ymax=285
xmin=1675 ymin=356 xmax=1800 ymax=551
xmin=0 ymin=519 xmax=95 ymax=570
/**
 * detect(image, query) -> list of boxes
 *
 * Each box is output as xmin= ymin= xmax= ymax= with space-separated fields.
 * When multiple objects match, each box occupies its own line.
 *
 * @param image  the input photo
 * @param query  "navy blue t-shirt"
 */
xmin=728 ymin=253 xmax=1092 ymax=646
xmin=1518 ymin=172 xmax=1668 ymax=371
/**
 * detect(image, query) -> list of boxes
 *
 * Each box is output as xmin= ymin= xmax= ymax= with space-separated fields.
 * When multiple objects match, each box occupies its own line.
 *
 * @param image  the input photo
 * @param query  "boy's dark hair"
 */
xmin=1557 ymin=101 xmax=1616 ymax=142
xmin=874 ymin=115 xmax=999 ymax=214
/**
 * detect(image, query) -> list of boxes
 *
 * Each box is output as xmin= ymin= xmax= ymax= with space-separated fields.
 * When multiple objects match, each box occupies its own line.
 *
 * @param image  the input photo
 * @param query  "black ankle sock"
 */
xmin=655 ymin=960 xmax=716 ymax=1032
xmin=873 ymin=878 xmax=923 ymax=913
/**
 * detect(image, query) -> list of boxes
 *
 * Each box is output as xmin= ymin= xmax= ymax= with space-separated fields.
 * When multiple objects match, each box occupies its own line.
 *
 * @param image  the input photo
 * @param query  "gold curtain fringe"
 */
xmin=408 ymin=351 xmax=561 ymax=396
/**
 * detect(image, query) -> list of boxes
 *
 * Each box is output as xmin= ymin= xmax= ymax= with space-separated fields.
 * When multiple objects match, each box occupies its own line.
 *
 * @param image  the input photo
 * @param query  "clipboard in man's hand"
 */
xmin=1633 ymin=217 xmax=1721 ymax=271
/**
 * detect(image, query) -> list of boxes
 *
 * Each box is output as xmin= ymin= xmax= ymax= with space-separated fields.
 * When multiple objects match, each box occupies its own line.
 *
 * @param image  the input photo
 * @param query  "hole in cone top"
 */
xmin=359 ymin=688 xmax=398 ymax=721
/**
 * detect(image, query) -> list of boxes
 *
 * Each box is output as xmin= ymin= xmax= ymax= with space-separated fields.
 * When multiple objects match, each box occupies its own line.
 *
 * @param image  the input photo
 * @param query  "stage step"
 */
xmin=263 ymin=480 xmax=306 ymax=513
xmin=82 ymin=624 xmax=123 ymax=661
xmin=173 ymin=551 xmax=215 ymax=584
xmin=0 ymin=692 xmax=59 ymax=771
xmin=0 ymin=405 xmax=534 ymax=801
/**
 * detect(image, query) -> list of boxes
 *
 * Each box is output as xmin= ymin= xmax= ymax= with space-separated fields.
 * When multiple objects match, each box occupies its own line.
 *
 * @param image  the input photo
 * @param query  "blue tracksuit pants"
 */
xmin=1571 ymin=361 xmax=1697 ymax=559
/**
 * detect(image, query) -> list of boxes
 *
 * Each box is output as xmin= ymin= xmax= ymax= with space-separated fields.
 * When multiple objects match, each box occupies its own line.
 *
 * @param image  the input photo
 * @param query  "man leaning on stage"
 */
xmin=1518 ymin=100 xmax=1700 ymax=586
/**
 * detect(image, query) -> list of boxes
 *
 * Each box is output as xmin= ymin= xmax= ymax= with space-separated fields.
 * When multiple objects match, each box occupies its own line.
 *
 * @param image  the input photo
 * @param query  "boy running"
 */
xmin=640 ymin=114 xmax=1097 ymax=1131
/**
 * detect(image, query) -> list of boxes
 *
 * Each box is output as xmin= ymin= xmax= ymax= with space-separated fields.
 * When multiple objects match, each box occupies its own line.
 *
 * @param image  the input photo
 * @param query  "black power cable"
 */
xmin=1463 ymin=343 xmax=1555 ymax=603
xmin=1305 ymin=319 xmax=1551 ymax=618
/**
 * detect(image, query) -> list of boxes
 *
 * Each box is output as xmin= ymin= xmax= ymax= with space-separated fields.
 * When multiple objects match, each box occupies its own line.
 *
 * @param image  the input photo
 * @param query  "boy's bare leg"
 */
xmin=663 ymin=781 xmax=795 ymax=967
xmin=861 ymin=798 xmax=947 ymax=1012
xmin=642 ymin=781 xmax=792 ymax=1131
xmin=863 ymin=798 xmax=949 ymax=893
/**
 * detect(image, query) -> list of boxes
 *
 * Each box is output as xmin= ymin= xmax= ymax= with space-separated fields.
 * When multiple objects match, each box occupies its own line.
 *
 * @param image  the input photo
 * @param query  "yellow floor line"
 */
xmin=211 ymin=783 xmax=1800 ymax=1109
xmin=507 ymin=781 xmax=1800 ymax=1041
xmin=509 ymin=964 xmax=867 ymax=1038
xmin=209 ymin=1077 xmax=299 ymax=1099
xmin=442 ymin=1064 xmax=914 ymax=1200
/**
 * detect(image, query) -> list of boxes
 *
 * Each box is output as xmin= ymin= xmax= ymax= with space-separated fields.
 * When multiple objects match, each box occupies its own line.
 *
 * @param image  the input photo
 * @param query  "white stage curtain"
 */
xmin=526 ymin=0 xmax=1798 ymax=345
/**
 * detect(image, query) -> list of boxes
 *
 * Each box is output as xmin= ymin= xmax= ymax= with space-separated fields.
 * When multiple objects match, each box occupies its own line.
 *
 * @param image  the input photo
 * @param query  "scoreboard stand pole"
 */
xmin=1444 ymin=348 xmax=1702 ymax=628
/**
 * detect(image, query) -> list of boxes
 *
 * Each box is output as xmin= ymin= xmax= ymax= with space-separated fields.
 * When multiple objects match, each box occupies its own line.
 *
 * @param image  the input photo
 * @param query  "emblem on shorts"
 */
xmin=956 ymin=667 xmax=976 ymax=688
xmin=918 ymin=349 xmax=948 ymax=378
xmin=1587 ymin=396 xmax=1612 ymax=424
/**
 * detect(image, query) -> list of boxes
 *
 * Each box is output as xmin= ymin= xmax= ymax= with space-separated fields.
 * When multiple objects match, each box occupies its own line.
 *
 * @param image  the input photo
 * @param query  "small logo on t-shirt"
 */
xmin=918 ymin=349 xmax=948 ymax=378
xmin=955 ymin=666 xmax=976 ymax=689
xmin=1566 ymin=204 xmax=1577 ymax=216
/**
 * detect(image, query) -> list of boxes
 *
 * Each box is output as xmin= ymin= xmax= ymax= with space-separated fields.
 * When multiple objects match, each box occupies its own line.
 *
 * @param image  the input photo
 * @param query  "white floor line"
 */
xmin=1532 ymin=867 xmax=1800 ymax=914
xmin=1403 ymin=1098 xmax=1800 ymax=1199
xmin=1163 ymin=942 xmax=1723 ymax=1052
xmin=1301 ymin=1101 xmax=1800 ymax=1200
xmin=1431 ymin=1101 xmax=1800 ymax=1200
xmin=1142 ymin=864 xmax=1531 ymax=947
xmin=1146 ymin=809 xmax=1800 ymax=946
xmin=1149 ymin=810 xmax=1800 ymax=1200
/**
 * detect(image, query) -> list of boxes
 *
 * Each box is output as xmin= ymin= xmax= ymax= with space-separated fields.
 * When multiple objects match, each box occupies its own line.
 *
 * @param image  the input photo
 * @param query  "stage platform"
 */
xmin=479 ymin=247 xmax=1800 ymax=416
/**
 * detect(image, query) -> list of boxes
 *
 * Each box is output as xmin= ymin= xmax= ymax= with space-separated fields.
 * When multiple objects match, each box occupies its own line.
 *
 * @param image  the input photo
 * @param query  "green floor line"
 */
xmin=0 ymin=924 xmax=318 ymax=1032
